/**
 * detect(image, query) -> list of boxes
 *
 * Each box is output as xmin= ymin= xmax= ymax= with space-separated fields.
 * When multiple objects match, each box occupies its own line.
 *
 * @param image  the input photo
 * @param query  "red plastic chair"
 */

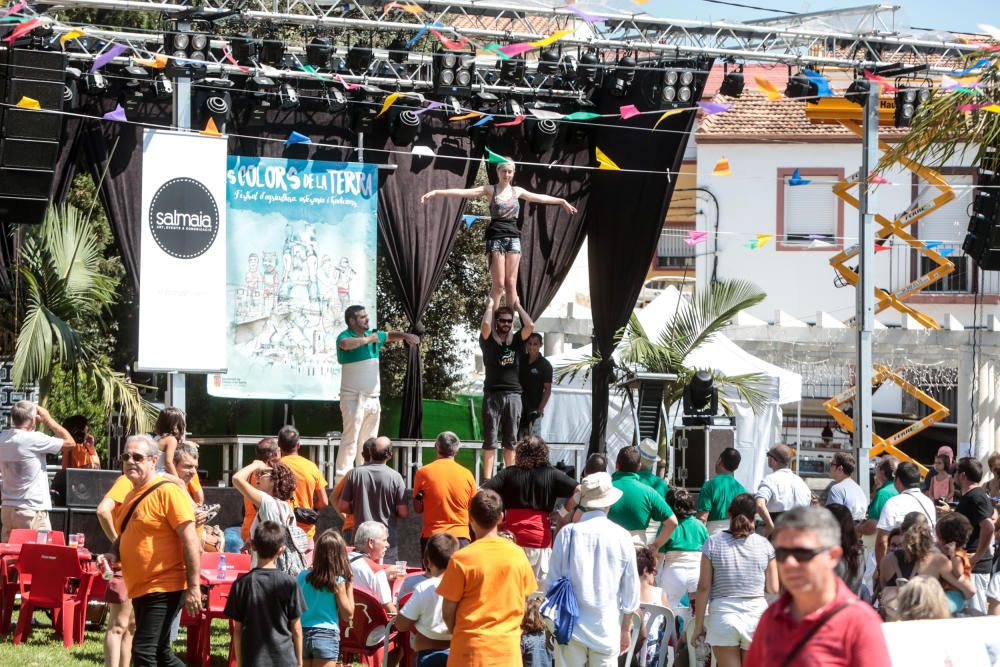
xmin=0 ymin=530 xmax=67 ymax=634
xmin=8 ymin=529 xmax=66 ymax=545
xmin=340 ymin=587 xmax=400 ymax=667
xmin=394 ymin=592 xmax=415 ymax=667
xmin=12 ymin=544 xmax=90 ymax=647
xmin=201 ymin=552 xmax=252 ymax=573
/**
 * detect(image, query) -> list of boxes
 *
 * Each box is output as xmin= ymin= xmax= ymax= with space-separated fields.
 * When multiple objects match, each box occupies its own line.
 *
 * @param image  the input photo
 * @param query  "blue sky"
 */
xmin=599 ymin=0 xmax=994 ymax=35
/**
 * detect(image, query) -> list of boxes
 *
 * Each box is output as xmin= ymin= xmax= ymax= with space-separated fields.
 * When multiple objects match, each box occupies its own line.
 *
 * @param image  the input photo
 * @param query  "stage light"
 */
xmin=278 ymin=82 xmax=299 ymax=110
xmin=121 ymin=65 xmax=148 ymax=112
xmin=560 ymin=54 xmax=578 ymax=82
xmin=785 ymin=71 xmax=817 ymax=99
xmin=963 ymin=146 xmax=1000 ymax=269
xmin=499 ymin=57 xmax=526 ymax=84
xmin=164 ymin=22 xmax=211 ymax=68
xmin=230 ymin=33 xmax=258 ymax=64
xmin=350 ymin=85 xmax=382 ymax=134
xmin=324 ymin=86 xmax=347 ymax=113
xmin=608 ymin=56 xmax=636 ymax=97
xmin=390 ymin=109 xmax=421 ymax=145
xmin=719 ymin=67 xmax=744 ymax=97
xmin=472 ymin=90 xmax=499 ymax=113
xmin=894 ymin=86 xmax=931 ymax=127
xmin=63 ymin=67 xmax=81 ymax=110
xmin=506 ymin=97 xmax=524 ymax=118
xmin=537 ymin=49 xmax=560 ymax=76
xmin=82 ymin=70 xmax=107 ymax=94
xmin=152 ymin=73 xmax=173 ymax=100
xmin=661 ymin=65 xmax=695 ymax=105
xmin=387 ymin=36 xmax=409 ymax=64
xmin=577 ymin=51 xmax=602 ymax=87
xmin=306 ymin=37 xmax=333 ymax=69
xmin=260 ymin=39 xmax=286 ymax=67
xmin=845 ymin=78 xmax=871 ymax=106
xmin=248 ymin=74 xmax=276 ymax=119
xmin=528 ymin=118 xmax=558 ymax=154
xmin=346 ymin=47 xmax=374 ymax=73
xmin=433 ymin=48 xmax=474 ymax=97
xmin=681 ymin=370 xmax=720 ymax=425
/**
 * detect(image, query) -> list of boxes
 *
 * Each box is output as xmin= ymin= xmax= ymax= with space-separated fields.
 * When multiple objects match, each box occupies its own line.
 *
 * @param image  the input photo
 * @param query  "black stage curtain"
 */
xmin=585 ymin=67 xmax=708 ymax=453
xmin=365 ymin=113 xmax=481 ymax=437
xmin=491 ymin=126 xmax=592 ymax=320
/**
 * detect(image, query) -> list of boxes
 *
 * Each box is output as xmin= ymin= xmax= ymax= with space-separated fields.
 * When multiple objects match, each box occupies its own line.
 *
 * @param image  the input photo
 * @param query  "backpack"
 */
xmin=254 ymin=497 xmax=308 ymax=576
xmin=539 ymin=526 xmax=580 ymax=645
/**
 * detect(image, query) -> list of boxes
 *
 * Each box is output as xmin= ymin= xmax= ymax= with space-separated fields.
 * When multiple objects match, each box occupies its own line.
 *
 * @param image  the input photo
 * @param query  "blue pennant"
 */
xmin=788 ymin=168 xmax=811 ymax=186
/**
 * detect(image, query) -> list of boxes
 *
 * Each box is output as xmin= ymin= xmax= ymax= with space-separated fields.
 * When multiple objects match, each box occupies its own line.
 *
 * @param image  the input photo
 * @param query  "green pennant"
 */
xmin=0 ymin=16 xmax=28 ymax=22
xmin=483 ymin=43 xmax=511 ymax=60
xmin=563 ymin=111 xmax=602 ymax=121
xmin=486 ymin=147 xmax=512 ymax=165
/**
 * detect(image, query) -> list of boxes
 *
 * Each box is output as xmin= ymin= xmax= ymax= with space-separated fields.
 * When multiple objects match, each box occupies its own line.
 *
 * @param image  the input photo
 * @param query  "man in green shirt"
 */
xmin=696 ymin=447 xmax=748 ymax=534
xmin=860 ymin=456 xmax=899 ymax=536
xmin=636 ymin=438 xmax=669 ymax=499
xmin=608 ymin=446 xmax=677 ymax=549
xmin=335 ymin=304 xmax=418 ymax=481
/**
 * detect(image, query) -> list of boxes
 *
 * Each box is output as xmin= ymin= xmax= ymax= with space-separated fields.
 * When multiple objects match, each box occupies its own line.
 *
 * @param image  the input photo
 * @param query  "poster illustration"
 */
xmin=208 ymin=157 xmax=378 ymax=400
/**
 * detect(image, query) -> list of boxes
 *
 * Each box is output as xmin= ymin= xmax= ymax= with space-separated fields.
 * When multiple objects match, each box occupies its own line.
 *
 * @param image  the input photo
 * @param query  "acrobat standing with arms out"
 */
xmin=420 ymin=159 xmax=577 ymax=307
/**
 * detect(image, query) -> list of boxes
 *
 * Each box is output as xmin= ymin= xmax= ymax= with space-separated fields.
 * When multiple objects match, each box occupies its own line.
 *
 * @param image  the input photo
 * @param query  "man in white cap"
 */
xmin=549 ymin=472 xmax=640 ymax=666
xmin=636 ymin=438 xmax=668 ymax=499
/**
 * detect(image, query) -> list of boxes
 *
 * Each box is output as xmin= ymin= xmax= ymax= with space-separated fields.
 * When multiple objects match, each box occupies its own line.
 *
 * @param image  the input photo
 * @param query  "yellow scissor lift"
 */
xmin=805 ymin=99 xmax=952 ymax=467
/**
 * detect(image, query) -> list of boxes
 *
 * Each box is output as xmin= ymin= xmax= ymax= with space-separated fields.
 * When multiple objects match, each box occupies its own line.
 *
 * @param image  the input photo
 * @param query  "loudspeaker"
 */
xmin=0 ymin=48 xmax=67 ymax=225
xmin=204 ymin=486 xmax=246 ymax=529
xmin=65 ymin=469 xmax=123 ymax=508
xmin=673 ymin=426 xmax=734 ymax=490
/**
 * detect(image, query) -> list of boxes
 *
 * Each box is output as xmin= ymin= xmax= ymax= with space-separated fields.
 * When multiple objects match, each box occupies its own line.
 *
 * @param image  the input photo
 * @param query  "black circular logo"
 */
xmin=148 ymin=177 xmax=220 ymax=259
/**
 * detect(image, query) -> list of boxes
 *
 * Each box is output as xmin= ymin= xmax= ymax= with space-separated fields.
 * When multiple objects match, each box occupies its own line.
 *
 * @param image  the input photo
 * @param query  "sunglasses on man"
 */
xmin=122 ymin=452 xmax=152 ymax=463
xmin=774 ymin=546 xmax=831 ymax=563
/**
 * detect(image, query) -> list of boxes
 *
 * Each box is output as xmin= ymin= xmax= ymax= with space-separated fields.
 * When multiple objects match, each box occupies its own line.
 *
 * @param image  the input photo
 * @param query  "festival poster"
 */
xmin=207 ymin=157 xmax=379 ymax=400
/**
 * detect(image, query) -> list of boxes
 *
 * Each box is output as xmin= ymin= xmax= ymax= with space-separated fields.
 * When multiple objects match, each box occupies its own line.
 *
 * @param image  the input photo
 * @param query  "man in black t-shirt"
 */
xmin=938 ymin=456 xmax=996 ymax=613
xmin=518 ymin=332 xmax=553 ymax=440
xmin=479 ymin=297 xmax=534 ymax=480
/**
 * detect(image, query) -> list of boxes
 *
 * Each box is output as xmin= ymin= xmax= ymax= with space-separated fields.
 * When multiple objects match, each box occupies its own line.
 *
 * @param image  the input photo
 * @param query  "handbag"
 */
xmin=293 ymin=507 xmax=319 ymax=525
xmin=539 ymin=526 xmax=580 ymax=646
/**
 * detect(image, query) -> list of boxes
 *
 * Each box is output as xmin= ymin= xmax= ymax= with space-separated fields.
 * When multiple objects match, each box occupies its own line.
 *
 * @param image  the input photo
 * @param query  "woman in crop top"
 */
xmin=420 ymin=160 xmax=577 ymax=307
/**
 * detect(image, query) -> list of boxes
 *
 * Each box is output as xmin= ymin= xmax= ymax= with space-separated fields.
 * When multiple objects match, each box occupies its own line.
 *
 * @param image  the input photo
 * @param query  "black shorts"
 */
xmin=482 ymin=391 xmax=522 ymax=450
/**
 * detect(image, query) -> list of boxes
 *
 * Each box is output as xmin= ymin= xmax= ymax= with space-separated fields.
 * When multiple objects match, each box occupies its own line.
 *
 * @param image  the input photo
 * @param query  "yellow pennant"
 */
xmin=653 ymin=107 xmax=689 ymax=129
xmin=59 ymin=29 xmax=84 ymax=45
xmin=383 ymin=1 xmax=424 ymax=14
xmin=712 ymin=157 xmax=732 ymax=176
xmin=755 ymin=76 xmax=783 ymax=101
xmin=449 ymin=111 xmax=482 ymax=121
xmin=200 ymin=118 xmax=222 ymax=137
xmin=983 ymin=105 xmax=1000 ymax=114
xmin=15 ymin=96 xmax=40 ymax=109
xmin=530 ymin=29 xmax=572 ymax=48
xmin=378 ymin=92 xmax=402 ymax=117
xmin=755 ymin=234 xmax=773 ymax=248
xmin=595 ymin=146 xmax=620 ymax=171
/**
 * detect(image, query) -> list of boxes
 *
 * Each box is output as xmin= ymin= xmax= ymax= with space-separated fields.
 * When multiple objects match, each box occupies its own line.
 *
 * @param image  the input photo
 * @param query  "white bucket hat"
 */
xmin=579 ymin=472 xmax=623 ymax=509
xmin=638 ymin=438 xmax=660 ymax=463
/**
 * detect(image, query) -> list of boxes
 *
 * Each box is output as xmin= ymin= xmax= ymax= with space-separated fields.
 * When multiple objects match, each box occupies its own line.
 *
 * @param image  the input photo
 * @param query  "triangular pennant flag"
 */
xmin=954 ymin=59 xmax=990 ymax=77
xmin=755 ymin=76 xmax=783 ymax=101
xmin=697 ymin=101 xmax=731 ymax=115
xmin=874 ymin=243 xmax=891 ymax=253
xmin=802 ymin=69 xmax=833 ymax=97
xmin=808 ymin=239 xmax=833 ymax=249
xmin=923 ymin=241 xmax=943 ymax=249
xmin=200 ymin=117 xmax=222 ymax=136
xmin=958 ymin=103 xmax=988 ymax=112
xmin=471 ymin=114 xmax=494 ymax=127
xmin=1 ymin=1 xmax=26 ymax=17
xmin=496 ymin=115 xmax=524 ymax=127
xmin=983 ymin=105 xmax=1000 ymax=114
xmin=863 ymin=70 xmax=898 ymax=92
xmin=619 ymin=104 xmax=640 ymax=120
xmin=449 ymin=111 xmax=482 ymax=121
xmin=383 ymin=1 xmax=425 ymax=14
xmin=788 ymin=169 xmax=810 ymax=186
xmin=2 ymin=16 xmax=41 ymax=43
xmin=102 ymin=104 xmax=127 ymax=122
xmin=411 ymin=145 xmax=435 ymax=157
xmin=334 ymin=74 xmax=362 ymax=91
xmin=712 ymin=157 xmax=732 ymax=176
xmin=745 ymin=240 xmax=758 ymax=249
xmin=15 ymin=96 xmax=39 ymax=109
xmin=595 ymin=146 xmax=620 ymax=171
xmin=485 ymin=147 xmax=512 ymax=165
xmin=941 ymin=74 xmax=961 ymax=90
xmin=430 ymin=29 xmax=468 ymax=51
xmin=405 ymin=24 xmax=433 ymax=48
xmin=870 ymin=174 xmax=891 ymax=185
xmin=563 ymin=111 xmax=602 ymax=121
xmin=560 ymin=4 xmax=604 ymax=24
xmin=755 ymin=234 xmax=773 ymax=248
xmin=285 ymin=131 xmax=311 ymax=145
xmin=59 ymin=28 xmax=85 ymax=45
xmin=530 ymin=29 xmax=572 ymax=48
xmin=461 ymin=214 xmax=477 ymax=228
xmin=378 ymin=92 xmax=402 ymax=117
xmin=528 ymin=109 xmax=564 ymax=120
xmin=91 ymin=43 xmax=128 ymax=72
xmin=939 ymin=247 xmax=956 ymax=257
xmin=684 ymin=230 xmax=708 ymax=246
xmin=497 ymin=42 xmax=535 ymax=58
xmin=653 ymin=108 xmax=688 ymax=129
xmin=413 ymin=101 xmax=443 ymax=116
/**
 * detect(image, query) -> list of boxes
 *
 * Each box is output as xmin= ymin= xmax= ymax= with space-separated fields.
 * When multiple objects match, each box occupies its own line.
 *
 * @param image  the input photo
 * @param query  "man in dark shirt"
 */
xmin=938 ymin=456 xmax=995 ymax=613
xmin=518 ymin=332 xmax=553 ymax=440
xmin=479 ymin=296 xmax=534 ymax=480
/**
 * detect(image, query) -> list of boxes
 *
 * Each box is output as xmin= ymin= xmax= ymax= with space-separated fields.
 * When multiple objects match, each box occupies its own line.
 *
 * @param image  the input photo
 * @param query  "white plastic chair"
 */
xmin=625 ymin=604 xmax=676 ymax=667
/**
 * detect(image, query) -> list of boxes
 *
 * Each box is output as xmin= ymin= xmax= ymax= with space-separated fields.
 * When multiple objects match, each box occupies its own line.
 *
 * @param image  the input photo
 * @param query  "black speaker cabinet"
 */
xmin=65 ymin=469 xmax=123 ymax=509
xmin=673 ymin=426 xmax=734 ymax=490
xmin=203 ymin=486 xmax=246 ymax=529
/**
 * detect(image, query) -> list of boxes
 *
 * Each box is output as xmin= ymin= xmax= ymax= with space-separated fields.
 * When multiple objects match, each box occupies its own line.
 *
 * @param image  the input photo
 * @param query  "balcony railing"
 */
xmin=656 ymin=227 xmax=697 ymax=270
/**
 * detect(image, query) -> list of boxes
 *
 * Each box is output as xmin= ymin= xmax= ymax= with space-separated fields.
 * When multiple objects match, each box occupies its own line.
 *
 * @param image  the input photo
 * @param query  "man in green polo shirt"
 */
xmin=608 ymin=446 xmax=677 ymax=549
xmin=696 ymin=447 xmax=748 ymax=534
xmin=860 ymin=456 xmax=899 ymax=536
xmin=335 ymin=304 xmax=418 ymax=481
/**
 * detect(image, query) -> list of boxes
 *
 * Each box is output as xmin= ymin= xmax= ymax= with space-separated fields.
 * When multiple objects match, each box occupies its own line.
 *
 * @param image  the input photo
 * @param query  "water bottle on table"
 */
xmin=217 ymin=553 xmax=227 ymax=579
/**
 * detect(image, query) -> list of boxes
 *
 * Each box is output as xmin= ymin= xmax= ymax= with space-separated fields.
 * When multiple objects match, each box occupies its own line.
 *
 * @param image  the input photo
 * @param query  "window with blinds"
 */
xmin=916 ymin=175 xmax=973 ymax=293
xmin=780 ymin=174 xmax=839 ymax=244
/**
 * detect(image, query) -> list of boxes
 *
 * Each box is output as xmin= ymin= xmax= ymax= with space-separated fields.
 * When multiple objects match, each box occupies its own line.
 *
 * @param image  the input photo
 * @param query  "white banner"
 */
xmin=138 ymin=130 xmax=228 ymax=372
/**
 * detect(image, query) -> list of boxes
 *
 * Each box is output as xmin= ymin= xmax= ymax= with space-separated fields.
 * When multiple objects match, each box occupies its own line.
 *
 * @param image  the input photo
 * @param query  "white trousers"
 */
xmin=554 ymin=638 xmax=618 ymax=667
xmin=336 ymin=392 xmax=381 ymax=481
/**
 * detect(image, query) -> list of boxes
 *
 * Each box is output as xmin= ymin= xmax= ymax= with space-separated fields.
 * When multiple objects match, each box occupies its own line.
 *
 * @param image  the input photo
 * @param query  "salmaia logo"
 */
xmin=148 ymin=177 xmax=220 ymax=259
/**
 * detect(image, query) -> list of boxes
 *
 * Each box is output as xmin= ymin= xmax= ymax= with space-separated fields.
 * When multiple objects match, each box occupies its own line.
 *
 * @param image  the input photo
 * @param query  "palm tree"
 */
xmin=5 ymin=204 xmax=157 ymax=432
xmin=558 ymin=279 xmax=771 ymax=426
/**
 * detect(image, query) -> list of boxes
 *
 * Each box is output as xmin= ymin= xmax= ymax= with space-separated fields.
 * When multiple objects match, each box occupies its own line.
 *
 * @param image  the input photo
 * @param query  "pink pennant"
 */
xmin=430 ymin=29 xmax=468 ymax=50
xmin=560 ymin=4 xmax=604 ymax=23
xmin=1 ymin=1 xmax=26 ymax=17
xmin=958 ymin=103 xmax=988 ymax=112
xmin=874 ymin=243 xmax=891 ymax=253
xmin=496 ymin=115 xmax=525 ymax=127
xmin=498 ymin=42 xmax=535 ymax=58
xmin=619 ymin=104 xmax=640 ymax=120
xmin=223 ymin=48 xmax=250 ymax=73
xmin=698 ymin=101 xmax=732 ymax=115
xmin=2 ymin=16 xmax=39 ymax=43
xmin=870 ymin=174 xmax=891 ymax=185
xmin=335 ymin=74 xmax=362 ymax=91
xmin=968 ymin=42 xmax=1000 ymax=51
xmin=684 ymin=231 xmax=708 ymax=246
xmin=863 ymin=70 xmax=898 ymax=93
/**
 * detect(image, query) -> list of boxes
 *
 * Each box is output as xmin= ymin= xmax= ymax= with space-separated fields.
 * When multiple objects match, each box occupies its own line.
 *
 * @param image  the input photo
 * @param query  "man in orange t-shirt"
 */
xmin=108 ymin=434 xmax=201 ymax=667
xmin=438 ymin=489 xmax=536 ymax=666
xmin=413 ymin=431 xmax=476 ymax=553
xmin=240 ymin=437 xmax=280 ymax=542
xmin=277 ymin=425 xmax=328 ymax=538
xmin=61 ymin=415 xmax=100 ymax=469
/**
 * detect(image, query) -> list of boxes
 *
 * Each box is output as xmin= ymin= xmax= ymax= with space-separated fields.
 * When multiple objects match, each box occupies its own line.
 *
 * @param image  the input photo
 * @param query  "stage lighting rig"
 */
xmin=82 ymin=70 xmax=108 ymax=95
xmin=278 ymin=82 xmax=300 ymax=110
xmin=247 ymin=74 xmax=277 ymax=119
xmin=387 ymin=36 xmax=409 ymax=64
xmin=499 ymin=57 xmax=526 ymax=85
xmin=260 ymin=39 xmax=286 ymax=67
xmin=350 ymin=84 xmax=383 ymax=134
xmin=719 ymin=64 xmax=744 ymax=97
xmin=894 ymin=85 xmax=931 ymax=127
xmin=346 ymin=47 xmax=374 ymax=73
xmin=306 ymin=36 xmax=333 ymax=69
xmin=577 ymin=51 xmax=602 ymax=87
xmin=433 ymin=48 xmax=475 ymax=97
xmin=152 ymin=73 xmax=173 ymax=100
xmin=845 ymin=77 xmax=871 ymax=106
xmin=64 ymin=67 xmax=81 ymax=111
xmin=229 ymin=32 xmax=259 ymax=65
xmin=785 ymin=70 xmax=817 ymax=99
xmin=538 ymin=49 xmax=560 ymax=76
xmin=607 ymin=56 xmax=636 ymax=97
xmin=390 ymin=108 xmax=421 ymax=145
xmin=528 ymin=118 xmax=559 ymax=154
xmin=164 ymin=21 xmax=211 ymax=66
xmin=682 ymin=371 xmax=731 ymax=426
xmin=324 ymin=86 xmax=348 ymax=113
xmin=661 ymin=64 xmax=695 ymax=105
xmin=472 ymin=91 xmax=499 ymax=113
xmin=120 ymin=65 xmax=148 ymax=112
xmin=198 ymin=88 xmax=231 ymax=130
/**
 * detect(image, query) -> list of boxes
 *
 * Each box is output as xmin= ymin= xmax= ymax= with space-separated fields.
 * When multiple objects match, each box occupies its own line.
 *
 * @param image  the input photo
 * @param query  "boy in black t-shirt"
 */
xmin=224 ymin=520 xmax=305 ymax=667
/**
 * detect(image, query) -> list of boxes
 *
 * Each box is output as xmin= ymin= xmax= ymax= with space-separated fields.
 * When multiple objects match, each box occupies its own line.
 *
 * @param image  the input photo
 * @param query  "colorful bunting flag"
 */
xmin=222 ymin=49 xmax=250 ymax=73
xmin=59 ymin=28 xmax=85 ymax=45
xmin=870 ymin=174 xmax=891 ymax=185
xmin=939 ymin=247 xmax=956 ymax=257
xmin=2 ymin=16 xmax=41 ymax=43
xmin=684 ymin=230 xmax=708 ymax=246
xmin=712 ymin=157 xmax=732 ymax=177
xmin=102 ymin=104 xmax=127 ymax=122
xmin=430 ymin=29 xmax=468 ymax=50
xmin=874 ymin=243 xmax=891 ymax=253
xmin=923 ymin=241 xmax=943 ymax=249
xmin=200 ymin=118 xmax=222 ymax=136
xmin=755 ymin=76 xmax=783 ymax=101
xmin=91 ymin=43 xmax=127 ymax=72
xmin=485 ymin=147 xmax=512 ymax=165
xmin=958 ymin=103 xmax=988 ymax=112
xmin=697 ymin=101 xmax=731 ymax=115
xmin=528 ymin=109 xmax=563 ymax=120
xmin=563 ymin=111 xmax=602 ymax=121
xmin=413 ymin=101 xmax=443 ymax=116
xmin=378 ymin=92 xmax=402 ymax=117
xmin=653 ymin=108 xmax=688 ymax=129
xmin=788 ymin=169 xmax=810 ymax=186
xmin=14 ymin=96 xmax=39 ymax=109
xmin=863 ymin=70 xmax=898 ymax=92
xmin=619 ymin=104 xmax=640 ymax=120
xmin=803 ymin=69 xmax=833 ymax=97
xmin=335 ymin=74 xmax=362 ymax=91
xmin=754 ymin=234 xmax=773 ymax=248
xmin=560 ymin=4 xmax=604 ymax=24
xmin=983 ymin=105 xmax=1000 ymax=114
xmin=411 ymin=145 xmax=435 ymax=157
xmin=449 ymin=111 xmax=482 ymax=121
xmin=471 ymin=114 xmax=494 ymax=127
xmin=285 ymin=131 xmax=311 ymax=145
xmin=954 ymin=59 xmax=991 ymax=76
xmin=134 ymin=54 xmax=169 ymax=69
xmin=807 ymin=239 xmax=833 ymax=249
xmin=461 ymin=214 xmax=478 ymax=227
xmin=497 ymin=42 xmax=535 ymax=58
xmin=496 ymin=115 xmax=525 ymax=127
xmin=595 ymin=146 xmax=620 ymax=171
xmin=1 ymin=1 xmax=25 ymax=18
xmin=406 ymin=24 xmax=438 ymax=49
xmin=531 ymin=29 xmax=572 ymax=48
xmin=383 ymin=1 xmax=424 ymax=14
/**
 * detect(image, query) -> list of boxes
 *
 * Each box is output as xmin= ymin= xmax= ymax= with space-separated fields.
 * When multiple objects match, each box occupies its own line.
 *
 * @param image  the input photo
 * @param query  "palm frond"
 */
xmin=555 ymin=351 xmax=605 ymax=385
xmin=91 ymin=367 xmax=159 ymax=434
xmin=714 ymin=372 xmax=770 ymax=415
xmin=664 ymin=279 xmax=766 ymax=362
